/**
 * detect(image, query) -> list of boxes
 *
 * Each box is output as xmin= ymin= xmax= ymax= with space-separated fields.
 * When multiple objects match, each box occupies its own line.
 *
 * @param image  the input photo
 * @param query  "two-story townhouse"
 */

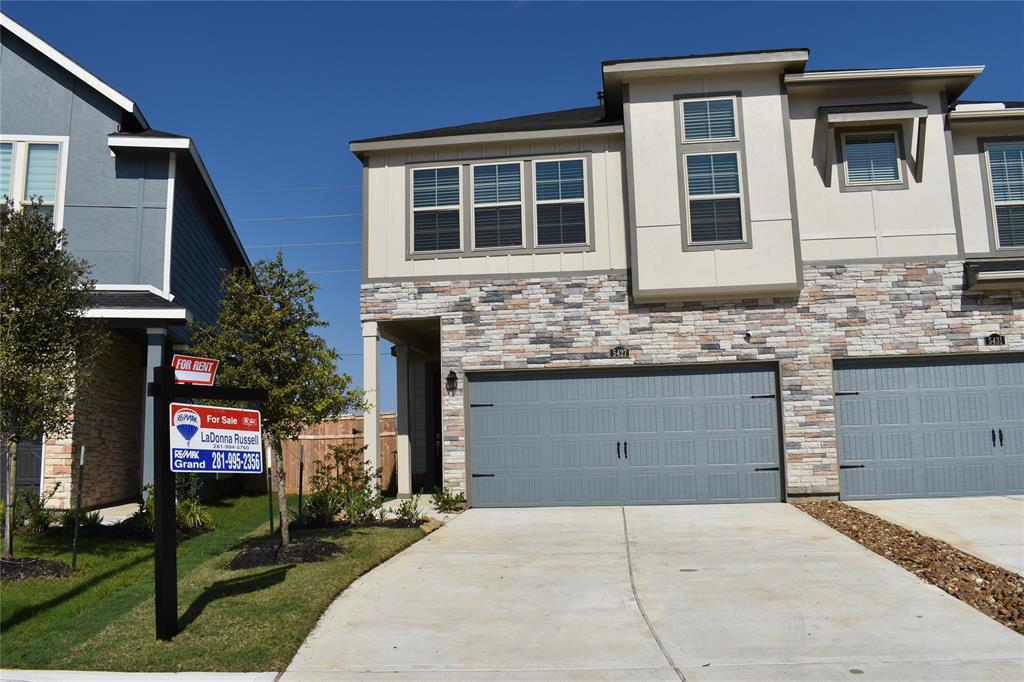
xmin=352 ymin=48 xmax=1023 ymax=508
xmin=1 ymin=14 xmax=251 ymax=508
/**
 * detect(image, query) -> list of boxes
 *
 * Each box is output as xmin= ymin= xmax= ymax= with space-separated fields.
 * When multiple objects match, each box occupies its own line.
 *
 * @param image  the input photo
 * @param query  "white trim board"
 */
xmin=83 ymin=307 xmax=192 ymax=322
xmin=94 ymin=284 xmax=175 ymax=301
xmin=350 ymin=125 xmax=624 ymax=154
xmin=163 ymin=154 xmax=176 ymax=292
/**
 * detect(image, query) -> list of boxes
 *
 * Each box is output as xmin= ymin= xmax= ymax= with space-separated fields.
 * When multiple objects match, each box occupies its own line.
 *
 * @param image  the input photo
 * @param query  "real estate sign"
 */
xmin=171 ymin=354 xmax=219 ymax=385
xmin=169 ymin=403 xmax=263 ymax=473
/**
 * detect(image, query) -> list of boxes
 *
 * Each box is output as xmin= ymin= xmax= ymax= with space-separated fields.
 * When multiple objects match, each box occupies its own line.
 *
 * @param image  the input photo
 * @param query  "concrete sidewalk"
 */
xmin=851 ymin=496 xmax=1024 ymax=574
xmin=1 ymin=673 xmax=275 ymax=682
xmin=284 ymin=504 xmax=1024 ymax=680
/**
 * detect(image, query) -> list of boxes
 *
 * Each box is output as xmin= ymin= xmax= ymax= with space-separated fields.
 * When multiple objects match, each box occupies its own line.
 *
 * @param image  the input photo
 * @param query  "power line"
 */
xmin=245 ymin=240 xmax=362 ymax=249
xmin=220 ymin=184 xmax=360 ymax=195
xmin=305 ymin=268 xmax=362 ymax=274
xmin=235 ymin=212 xmax=361 ymax=223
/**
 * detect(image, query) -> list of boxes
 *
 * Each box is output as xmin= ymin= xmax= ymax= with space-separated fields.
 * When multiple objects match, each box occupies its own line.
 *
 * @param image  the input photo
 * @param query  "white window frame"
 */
xmin=532 ymin=156 xmax=589 ymax=248
xmin=983 ymin=140 xmax=1024 ymax=250
xmin=409 ymin=164 xmax=463 ymax=253
xmin=681 ymin=150 xmax=746 ymax=246
xmin=0 ymin=134 xmax=70 ymax=231
xmin=841 ymin=130 xmax=903 ymax=187
xmin=469 ymin=160 xmax=525 ymax=251
xmin=680 ymin=96 xmax=739 ymax=144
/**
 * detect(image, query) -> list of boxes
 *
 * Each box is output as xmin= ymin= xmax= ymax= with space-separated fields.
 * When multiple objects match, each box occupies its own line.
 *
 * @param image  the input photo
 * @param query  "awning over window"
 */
xmin=817 ymin=102 xmax=929 ymax=186
xmin=964 ymin=259 xmax=1024 ymax=292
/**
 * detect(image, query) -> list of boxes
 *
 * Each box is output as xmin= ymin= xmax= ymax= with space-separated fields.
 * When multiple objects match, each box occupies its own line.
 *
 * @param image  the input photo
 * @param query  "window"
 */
xmin=0 ymin=143 xmax=12 ymax=198
xmin=987 ymin=142 xmax=1024 ymax=248
xmin=0 ymin=137 xmax=66 ymax=228
xmin=23 ymin=144 xmax=60 ymax=221
xmin=472 ymin=163 xmax=522 ymax=249
xmin=535 ymin=159 xmax=586 ymax=246
xmin=843 ymin=132 xmax=900 ymax=185
xmin=684 ymin=152 xmax=743 ymax=243
xmin=411 ymin=166 xmax=461 ymax=252
xmin=682 ymin=98 xmax=736 ymax=142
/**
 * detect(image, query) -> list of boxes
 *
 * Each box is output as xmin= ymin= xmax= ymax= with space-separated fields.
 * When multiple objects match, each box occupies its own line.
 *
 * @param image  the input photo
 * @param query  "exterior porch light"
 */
xmin=445 ymin=370 xmax=458 ymax=396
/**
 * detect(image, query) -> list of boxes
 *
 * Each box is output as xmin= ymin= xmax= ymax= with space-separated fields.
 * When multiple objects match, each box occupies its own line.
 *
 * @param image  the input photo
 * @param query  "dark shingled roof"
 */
xmin=109 ymin=128 xmax=189 ymax=139
xmin=955 ymin=100 xmax=1024 ymax=108
xmin=602 ymin=47 xmax=808 ymax=67
xmin=819 ymin=102 xmax=927 ymax=115
xmin=964 ymin=258 xmax=1024 ymax=273
xmin=351 ymin=106 xmax=616 ymax=144
xmin=92 ymin=291 xmax=185 ymax=310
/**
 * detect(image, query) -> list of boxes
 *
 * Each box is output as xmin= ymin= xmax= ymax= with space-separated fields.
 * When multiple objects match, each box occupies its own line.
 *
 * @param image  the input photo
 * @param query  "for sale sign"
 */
xmin=171 ymin=354 xmax=219 ymax=386
xmin=169 ymin=403 xmax=263 ymax=474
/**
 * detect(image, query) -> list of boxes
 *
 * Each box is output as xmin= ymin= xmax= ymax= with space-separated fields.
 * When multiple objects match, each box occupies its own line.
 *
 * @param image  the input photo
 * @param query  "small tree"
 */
xmin=0 ymin=200 xmax=108 ymax=558
xmin=189 ymin=252 xmax=362 ymax=545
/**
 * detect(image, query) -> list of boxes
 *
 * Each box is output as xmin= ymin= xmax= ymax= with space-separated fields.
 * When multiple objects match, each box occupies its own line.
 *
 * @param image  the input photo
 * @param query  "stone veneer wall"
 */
xmin=42 ymin=332 xmax=145 ymax=509
xmin=361 ymin=261 xmax=1024 ymax=496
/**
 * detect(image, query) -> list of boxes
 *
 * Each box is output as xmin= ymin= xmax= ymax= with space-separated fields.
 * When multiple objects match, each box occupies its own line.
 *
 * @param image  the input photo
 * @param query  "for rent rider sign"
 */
xmin=169 ymin=403 xmax=263 ymax=474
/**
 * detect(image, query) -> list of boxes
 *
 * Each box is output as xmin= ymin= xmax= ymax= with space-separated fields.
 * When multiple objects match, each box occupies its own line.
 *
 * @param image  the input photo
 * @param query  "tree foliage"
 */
xmin=0 ymin=200 xmax=108 ymax=557
xmin=188 ymin=252 xmax=362 ymax=544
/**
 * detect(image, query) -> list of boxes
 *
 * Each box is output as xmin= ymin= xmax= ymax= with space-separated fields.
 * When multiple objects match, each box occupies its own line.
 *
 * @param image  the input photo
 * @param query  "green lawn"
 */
xmin=1 ymin=494 xmax=425 ymax=672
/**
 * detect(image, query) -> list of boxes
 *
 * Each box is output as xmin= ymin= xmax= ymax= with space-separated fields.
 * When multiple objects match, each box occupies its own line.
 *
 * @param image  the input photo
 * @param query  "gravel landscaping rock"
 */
xmin=795 ymin=500 xmax=1024 ymax=635
xmin=226 ymin=538 xmax=345 ymax=570
xmin=1 ymin=557 xmax=73 ymax=581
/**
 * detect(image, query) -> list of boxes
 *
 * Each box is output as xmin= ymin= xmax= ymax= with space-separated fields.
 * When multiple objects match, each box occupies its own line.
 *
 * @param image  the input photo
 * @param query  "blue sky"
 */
xmin=5 ymin=1 xmax=1023 ymax=412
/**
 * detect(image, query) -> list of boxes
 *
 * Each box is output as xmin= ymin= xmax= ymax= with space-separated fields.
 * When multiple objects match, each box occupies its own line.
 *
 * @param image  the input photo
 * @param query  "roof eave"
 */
xmin=785 ymin=66 xmax=984 ymax=100
xmin=349 ymin=124 xmax=625 ymax=156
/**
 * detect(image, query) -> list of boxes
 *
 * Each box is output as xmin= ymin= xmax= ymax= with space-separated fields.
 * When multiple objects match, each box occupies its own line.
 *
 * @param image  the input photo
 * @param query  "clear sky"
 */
xmin=5 ymin=1 xmax=1023 ymax=413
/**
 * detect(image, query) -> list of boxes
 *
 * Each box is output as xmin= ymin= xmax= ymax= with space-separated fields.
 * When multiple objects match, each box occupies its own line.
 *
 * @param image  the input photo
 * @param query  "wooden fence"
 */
xmin=279 ymin=413 xmax=397 ymax=493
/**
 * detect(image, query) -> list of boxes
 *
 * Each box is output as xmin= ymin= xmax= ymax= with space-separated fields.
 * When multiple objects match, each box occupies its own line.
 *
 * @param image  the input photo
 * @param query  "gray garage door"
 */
xmin=835 ymin=355 xmax=1024 ymax=500
xmin=468 ymin=365 xmax=782 ymax=507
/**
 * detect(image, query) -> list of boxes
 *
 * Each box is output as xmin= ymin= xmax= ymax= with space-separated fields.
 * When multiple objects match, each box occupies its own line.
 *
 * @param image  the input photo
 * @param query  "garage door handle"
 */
xmin=839 ymin=464 xmax=865 ymax=469
xmin=472 ymin=473 xmax=495 ymax=478
xmin=470 ymin=403 xmax=494 ymax=408
xmin=754 ymin=466 xmax=779 ymax=471
xmin=835 ymin=391 xmax=860 ymax=396
xmin=616 ymin=441 xmax=621 ymax=459
xmin=999 ymin=429 xmax=1004 ymax=447
xmin=624 ymin=441 xmax=628 ymax=459
xmin=992 ymin=429 xmax=997 ymax=447
xmin=751 ymin=394 xmax=776 ymax=399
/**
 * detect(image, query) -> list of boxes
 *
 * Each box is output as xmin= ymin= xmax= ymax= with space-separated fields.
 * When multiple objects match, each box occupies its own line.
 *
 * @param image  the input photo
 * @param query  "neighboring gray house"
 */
xmin=1 ymin=13 xmax=250 ymax=508
xmin=353 ymin=48 xmax=1023 ymax=507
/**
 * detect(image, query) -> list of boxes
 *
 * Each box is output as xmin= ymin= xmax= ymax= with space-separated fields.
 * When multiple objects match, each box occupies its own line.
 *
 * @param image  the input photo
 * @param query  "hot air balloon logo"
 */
xmin=174 ymin=408 xmax=202 ymax=445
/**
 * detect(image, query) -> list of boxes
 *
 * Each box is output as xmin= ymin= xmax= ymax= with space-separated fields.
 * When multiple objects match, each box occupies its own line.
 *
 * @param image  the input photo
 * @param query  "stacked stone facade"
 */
xmin=42 ymin=332 xmax=145 ymax=509
xmin=362 ymin=261 xmax=1024 ymax=496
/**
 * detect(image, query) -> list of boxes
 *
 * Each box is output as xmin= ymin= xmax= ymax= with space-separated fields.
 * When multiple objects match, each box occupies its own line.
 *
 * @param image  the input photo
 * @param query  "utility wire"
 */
xmin=305 ymin=268 xmax=362 ymax=274
xmin=235 ymin=212 xmax=361 ymax=222
xmin=220 ymin=184 xmax=360 ymax=195
xmin=245 ymin=240 xmax=362 ymax=249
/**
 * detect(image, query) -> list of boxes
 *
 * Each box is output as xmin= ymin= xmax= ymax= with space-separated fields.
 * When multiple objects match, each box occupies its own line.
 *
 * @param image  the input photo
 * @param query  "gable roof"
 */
xmin=0 ymin=12 xmax=148 ymax=130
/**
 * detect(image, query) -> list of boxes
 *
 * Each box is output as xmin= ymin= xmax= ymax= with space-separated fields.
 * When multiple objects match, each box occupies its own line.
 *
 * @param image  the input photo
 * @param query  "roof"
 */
xmin=0 ymin=12 xmax=148 ymax=130
xmin=602 ymin=47 xmax=809 ymax=68
xmin=818 ymin=102 xmax=927 ymax=114
xmin=91 ymin=290 xmax=183 ymax=309
xmin=351 ymin=106 xmax=614 ymax=144
xmin=85 ymin=290 xmax=192 ymax=322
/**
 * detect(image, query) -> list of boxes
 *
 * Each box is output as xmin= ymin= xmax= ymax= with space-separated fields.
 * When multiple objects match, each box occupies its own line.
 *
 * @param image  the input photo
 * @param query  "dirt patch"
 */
xmin=1 ymin=557 xmax=73 ymax=581
xmin=226 ymin=538 xmax=345 ymax=570
xmin=795 ymin=500 xmax=1024 ymax=635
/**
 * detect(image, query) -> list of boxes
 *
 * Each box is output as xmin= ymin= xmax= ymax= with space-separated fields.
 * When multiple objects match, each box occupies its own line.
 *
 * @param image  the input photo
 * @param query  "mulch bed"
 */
xmin=795 ymin=500 xmax=1024 ymax=635
xmin=1 ymin=557 xmax=73 ymax=581
xmin=226 ymin=538 xmax=345 ymax=570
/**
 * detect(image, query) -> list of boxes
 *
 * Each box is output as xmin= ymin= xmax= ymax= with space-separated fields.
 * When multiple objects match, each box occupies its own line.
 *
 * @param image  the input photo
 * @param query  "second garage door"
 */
xmin=835 ymin=355 xmax=1024 ymax=500
xmin=468 ymin=365 xmax=782 ymax=507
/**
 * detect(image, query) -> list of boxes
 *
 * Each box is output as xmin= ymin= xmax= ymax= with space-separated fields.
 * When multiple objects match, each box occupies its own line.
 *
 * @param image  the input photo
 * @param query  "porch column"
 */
xmin=362 ymin=321 xmax=380 ymax=484
xmin=394 ymin=344 xmax=412 ymax=497
xmin=141 ymin=328 xmax=166 ymax=496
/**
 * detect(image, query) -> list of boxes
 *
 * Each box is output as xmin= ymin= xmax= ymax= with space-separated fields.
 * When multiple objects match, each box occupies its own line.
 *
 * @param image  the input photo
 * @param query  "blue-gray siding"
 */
xmin=468 ymin=365 xmax=782 ymax=507
xmin=835 ymin=355 xmax=1024 ymax=499
xmin=0 ymin=30 xmax=169 ymax=288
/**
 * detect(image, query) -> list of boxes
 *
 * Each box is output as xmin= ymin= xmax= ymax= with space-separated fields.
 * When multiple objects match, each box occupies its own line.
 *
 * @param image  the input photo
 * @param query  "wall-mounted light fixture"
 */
xmin=445 ymin=370 xmax=458 ymax=396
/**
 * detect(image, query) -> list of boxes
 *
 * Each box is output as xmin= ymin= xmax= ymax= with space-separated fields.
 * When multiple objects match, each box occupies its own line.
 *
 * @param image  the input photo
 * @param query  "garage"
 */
xmin=467 ymin=365 xmax=782 ymax=507
xmin=835 ymin=355 xmax=1024 ymax=500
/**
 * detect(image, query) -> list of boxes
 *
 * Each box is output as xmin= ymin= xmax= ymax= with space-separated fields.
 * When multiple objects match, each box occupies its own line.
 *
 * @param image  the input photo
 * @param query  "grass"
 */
xmin=1 ymin=494 xmax=425 ymax=672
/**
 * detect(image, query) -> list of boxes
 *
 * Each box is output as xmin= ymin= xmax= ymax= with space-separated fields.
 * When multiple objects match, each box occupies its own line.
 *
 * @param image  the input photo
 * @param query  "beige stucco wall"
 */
xmin=623 ymin=68 xmax=799 ymax=296
xmin=364 ymin=135 xmax=628 ymax=280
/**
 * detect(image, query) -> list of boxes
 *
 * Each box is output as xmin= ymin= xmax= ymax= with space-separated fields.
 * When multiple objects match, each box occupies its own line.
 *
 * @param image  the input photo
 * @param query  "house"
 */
xmin=1 ymin=14 xmax=251 ymax=508
xmin=351 ymin=48 xmax=1023 ymax=507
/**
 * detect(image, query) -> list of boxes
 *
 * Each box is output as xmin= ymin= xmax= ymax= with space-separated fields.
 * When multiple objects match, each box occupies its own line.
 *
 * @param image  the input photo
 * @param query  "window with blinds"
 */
xmin=987 ymin=141 xmax=1024 ymax=248
xmin=682 ymin=98 xmax=736 ymax=142
xmin=1 ymin=139 xmax=64 ymax=226
xmin=685 ymin=152 xmax=743 ymax=243
xmin=472 ymin=163 xmax=523 ymax=248
xmin=843 ymin=133 xmax=900 ymax=184
xmin=0 ymin=143 xmax=12 ymax=198
xmin=412 ymin=167 xmax=461 ymax=252
xmin=535 ymin=159 xmax=587 ymax=245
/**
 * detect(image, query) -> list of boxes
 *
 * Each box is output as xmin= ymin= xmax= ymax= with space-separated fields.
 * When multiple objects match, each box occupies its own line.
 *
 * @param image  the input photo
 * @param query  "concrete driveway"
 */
xmin=285 ymin=504 xmax=1024 ymax=681
xmin=851 ymin=496 xmax=1024 ymax=575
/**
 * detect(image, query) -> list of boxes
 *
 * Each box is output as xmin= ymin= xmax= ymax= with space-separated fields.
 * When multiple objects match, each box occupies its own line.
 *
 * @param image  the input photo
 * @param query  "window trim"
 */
xmin=981 ymin=137 xmax=1024 ymax=252
xmin=408 ymin=164 xmax=463 ymax=254
xmin=840 ymin=130 xmax=903 ymax=187
xmin=532 ymin=156 xmax=589 ymax=248
xmin=680 ymin=95 xmax=739 ymax=144
xmin=834 ymin=126 xmax=909 ymax=193
xmin=469 ymin=160 xmax=525 ymax=252
xmin=0 ymin=134 xmax=69 ymax=230
xmin=681 ymin=150 xmax=747 ymax=246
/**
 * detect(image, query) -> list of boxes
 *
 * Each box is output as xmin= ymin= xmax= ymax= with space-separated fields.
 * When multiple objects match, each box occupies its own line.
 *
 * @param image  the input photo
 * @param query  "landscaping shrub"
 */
xmin=299 ymin=489 xmax=345 ymax=526
xmin=430 ymin=487 xmax=466 ymax=513
xmin=58 ymin=508 xmax=103 ymax=531
xmin=393 ymin=495 xmax=423 ymax=526
xmin=175 ymin=498 xmax=214 ymax=532
xmin=13 ymin=482 xmax=61 ymax=535
xmin=310 ymin=444 xmax=384 ymax=524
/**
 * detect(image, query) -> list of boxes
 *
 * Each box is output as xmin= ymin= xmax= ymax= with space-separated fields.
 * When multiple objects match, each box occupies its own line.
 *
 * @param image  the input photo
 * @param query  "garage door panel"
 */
xmin=836 ymin=355 xmax=1024 ymax=500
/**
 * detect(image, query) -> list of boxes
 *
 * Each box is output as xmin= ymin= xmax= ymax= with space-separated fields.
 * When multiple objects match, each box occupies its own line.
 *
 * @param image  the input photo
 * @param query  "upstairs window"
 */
xmin=411 ymin=166 xmax=461 ymax=252
xmin=535 ymin=159 xmax=586 ymax=246
xmin=987 ymin=141 xmax=1024 ymax=248
xmin=684 ymin=152 xmax=743 ymax=243
xmin=843 ymin=132 xmax=900 ymax=185
xmin=0 ymin=137 xmax=66 ymax=228
xmin=0 ymin=143 xmax=12 ymax=198
xmin=472 ymin=163 xmax=522 ymax=249
xmin=23 ymin=143 xmax=60 ymax=221
xmin=682 ymin=98 xmax=736 ymax=142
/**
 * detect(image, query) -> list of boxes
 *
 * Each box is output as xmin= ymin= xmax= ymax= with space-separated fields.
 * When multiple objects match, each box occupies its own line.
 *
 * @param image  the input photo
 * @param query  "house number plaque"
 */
xmin=610 ymin=345 xmax=630 ymax=359
xmin=984 ymin=333 xmax=1006 ymax=347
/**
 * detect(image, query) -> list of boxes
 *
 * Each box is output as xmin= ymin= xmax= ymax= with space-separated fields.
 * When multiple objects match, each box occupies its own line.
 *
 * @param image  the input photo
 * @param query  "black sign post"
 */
xmin=147 ymin=365 xmax=268 ymax=640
